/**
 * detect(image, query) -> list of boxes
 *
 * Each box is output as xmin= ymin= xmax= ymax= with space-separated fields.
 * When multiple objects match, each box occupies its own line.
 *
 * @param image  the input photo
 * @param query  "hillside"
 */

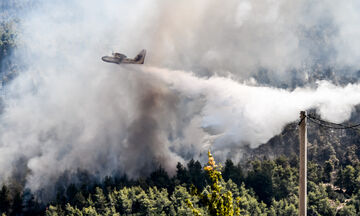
xmin=249 ymin=107 xmax=360 ymax=167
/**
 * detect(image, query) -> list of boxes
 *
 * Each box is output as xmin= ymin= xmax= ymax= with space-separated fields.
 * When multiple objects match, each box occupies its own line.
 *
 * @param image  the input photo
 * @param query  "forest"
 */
xmin=0 ymin=148 xmax=360 ymax=215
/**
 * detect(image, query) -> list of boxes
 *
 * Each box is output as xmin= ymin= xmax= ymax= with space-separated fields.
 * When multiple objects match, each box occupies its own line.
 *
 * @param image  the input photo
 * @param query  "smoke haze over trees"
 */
xmin=0 ymin=152 xmax=360 ymax=215
xmin=1 ymin=1 xmax=360 ymax=213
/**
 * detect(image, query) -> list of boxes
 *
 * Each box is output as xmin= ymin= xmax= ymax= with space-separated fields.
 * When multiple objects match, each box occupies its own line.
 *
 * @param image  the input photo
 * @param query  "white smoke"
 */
xmin=142 ymin=66 xmax=360 ymax=147
xmin=1 ymin=0 xmax=360 ymax=199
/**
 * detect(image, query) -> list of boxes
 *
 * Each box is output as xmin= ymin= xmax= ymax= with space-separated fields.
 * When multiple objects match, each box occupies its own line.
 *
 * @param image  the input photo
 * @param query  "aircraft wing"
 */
xmin=114 ymin=53 xmax=127 ymax=58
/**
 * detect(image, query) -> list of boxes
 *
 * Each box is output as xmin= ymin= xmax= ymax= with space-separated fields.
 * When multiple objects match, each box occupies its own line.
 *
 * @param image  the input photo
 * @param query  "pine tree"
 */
xmin=0 ymin=185 xmax=11 ymax=215
xmin=11 ymin=191 xmax=23 ymax=216
xmin=223 ymin=159 xmax=244 ymax=187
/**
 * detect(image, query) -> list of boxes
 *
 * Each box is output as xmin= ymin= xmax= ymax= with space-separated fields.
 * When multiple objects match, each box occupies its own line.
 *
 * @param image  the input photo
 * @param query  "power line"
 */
xmin=307 ymin=117 xmax=348 ymax=130
xmin=306 ymin=114 xmax=360 ymax=132
xmin=308 ymin=114 xmax=360 ymax=129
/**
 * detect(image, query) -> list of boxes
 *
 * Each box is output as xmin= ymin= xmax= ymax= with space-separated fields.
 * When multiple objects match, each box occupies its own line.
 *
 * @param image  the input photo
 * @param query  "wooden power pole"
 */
xmin=299 ymin=111 xmax=307 ymax=216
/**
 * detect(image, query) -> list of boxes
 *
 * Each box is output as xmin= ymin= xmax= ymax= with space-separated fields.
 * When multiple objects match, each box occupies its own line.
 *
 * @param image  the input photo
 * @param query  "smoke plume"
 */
xmin=1 ymin=0 xmax=360 ymax=199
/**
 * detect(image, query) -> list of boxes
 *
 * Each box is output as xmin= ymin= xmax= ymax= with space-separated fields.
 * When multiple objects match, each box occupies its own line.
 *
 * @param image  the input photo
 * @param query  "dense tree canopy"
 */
xmin=0 ymin=150 xmax=357 ymax=215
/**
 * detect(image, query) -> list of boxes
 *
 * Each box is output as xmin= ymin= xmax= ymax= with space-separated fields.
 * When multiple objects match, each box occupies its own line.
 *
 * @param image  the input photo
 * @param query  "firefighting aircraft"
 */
xmin=102 ymin=49 xmax=146 ymax=64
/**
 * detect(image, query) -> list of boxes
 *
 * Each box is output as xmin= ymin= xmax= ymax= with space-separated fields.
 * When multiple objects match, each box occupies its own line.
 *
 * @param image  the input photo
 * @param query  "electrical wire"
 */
xmin=308 ymin=114 xmax=360 ymax=129
xmin=306 ymin=114 xmax=360 ymax=132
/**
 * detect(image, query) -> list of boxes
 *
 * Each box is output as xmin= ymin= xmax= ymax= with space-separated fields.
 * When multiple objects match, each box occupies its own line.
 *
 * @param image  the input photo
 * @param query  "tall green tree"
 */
xmin=246 ymin=160 xmax=274 ymax=204
xmin=223 ymin=159 xmax=244 ymax=187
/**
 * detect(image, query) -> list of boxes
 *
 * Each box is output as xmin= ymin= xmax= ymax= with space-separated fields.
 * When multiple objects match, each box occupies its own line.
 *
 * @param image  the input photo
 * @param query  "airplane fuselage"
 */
xmin=101 ymin=57 xmax=143 ymax=64
xmin=101 ymin=49 xmax=146 ymax=65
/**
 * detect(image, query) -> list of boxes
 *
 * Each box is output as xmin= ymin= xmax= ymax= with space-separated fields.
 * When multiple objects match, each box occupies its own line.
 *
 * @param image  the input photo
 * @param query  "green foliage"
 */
xmin=308 ymin=161 xmax=323 ymax=184
xmin=0 ymin=20 xmax=17 ymax=70
xmin=171 ymin=185 xmax=199 ymax=215
xmin=0 ymin=153 xmax=357 ymax=216
xmin=0 ymin=20 xmax=17 ymax=52
xmin=187 ymin=151 xmax=269 ymax=216
xmin=307 ymin=181 xmax=336 ymax=216
xmin=188 ymin=159 xmax=206 ymax=191
xmin=223 ymin=159 xmax=244 ymax=187
xmin=187 ymin=150 xmax=236 ymax=216
xmin=39 ymin=153 xmax=360 ymax=216
xmin=337 ymin=204 xmax=357 ymax=216
xmin=246 ymin=159 xmax=274 ymax=204
xmin=236 ymin=183 xmax=267 ymax=215
xmin=269 ymin=196 xmax=298 ymax=216
xmin=323 ymin=160 xmax=334 ymax=183
xmin=272 ymin=156 xmax=297 ymax=200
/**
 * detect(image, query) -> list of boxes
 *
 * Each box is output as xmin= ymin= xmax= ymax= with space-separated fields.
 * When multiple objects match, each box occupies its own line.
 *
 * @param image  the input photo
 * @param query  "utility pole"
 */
xmin=299 ymin=111 xmax=307 ymax=216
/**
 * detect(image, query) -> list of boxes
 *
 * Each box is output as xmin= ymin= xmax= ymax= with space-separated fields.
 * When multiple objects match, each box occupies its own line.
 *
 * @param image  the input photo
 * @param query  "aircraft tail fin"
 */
xmin=134 ymin=49 xmax=146 ymax=64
